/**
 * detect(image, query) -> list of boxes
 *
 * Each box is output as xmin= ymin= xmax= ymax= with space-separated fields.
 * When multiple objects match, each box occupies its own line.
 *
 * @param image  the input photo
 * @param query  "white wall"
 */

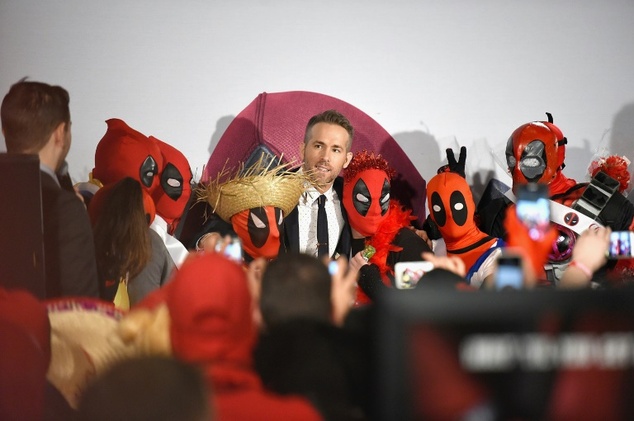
xmin=2 ymin=0 xmax=633 ymax=200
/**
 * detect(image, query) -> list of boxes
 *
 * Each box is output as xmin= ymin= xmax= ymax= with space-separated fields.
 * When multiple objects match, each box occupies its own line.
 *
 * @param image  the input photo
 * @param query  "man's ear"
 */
xmin=299 ymin=142 xmax=306 ymax=161
xmin=52 ymin=122 xmax=67 ymax=147
xmin=343 ymin=151 xmax=353 ymax=169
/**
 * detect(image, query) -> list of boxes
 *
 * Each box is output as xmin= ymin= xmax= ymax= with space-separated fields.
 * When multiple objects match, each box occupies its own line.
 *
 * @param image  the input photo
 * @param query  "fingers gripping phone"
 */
xmin=494 ymin=254 xmax=524 ymax=290
xmin=515 ymin=183 xmax=551 ymax=241
xmin=215 ymin=236 xmax=243 ymax=262
xmin=394 ymin=261 xmax=435 ymax=289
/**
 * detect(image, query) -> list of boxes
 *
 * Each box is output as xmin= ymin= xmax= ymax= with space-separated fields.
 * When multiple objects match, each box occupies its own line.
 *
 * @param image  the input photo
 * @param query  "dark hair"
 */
xmin=93 ymin=178 xmax=151 ymax=290
xmin=259 ymin=252 xmax=332 ymax=327
xmin=77 ymin=356 xmax=211 ymax=421
xmin=304 ymin=109 xmax=354 ymax=151
xmin=1 ymin=78 xmax=70 ymax=153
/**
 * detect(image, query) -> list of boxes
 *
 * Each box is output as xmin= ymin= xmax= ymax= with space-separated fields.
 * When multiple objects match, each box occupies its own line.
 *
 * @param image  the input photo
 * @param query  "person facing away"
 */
xmin=129 ymin=252 xmax=323 ymax=421
xmin=77 ymin=355 xmax=212 ymax=421
xmin=254 ymin=253 xmax=371 ymax=420
xmin=281 ymin=109 xmax=354 ymax=259
xmin=91 ymin=177 xmax=176 ymax=307
xmin=1 ymin=78 xmax=98 ymax=298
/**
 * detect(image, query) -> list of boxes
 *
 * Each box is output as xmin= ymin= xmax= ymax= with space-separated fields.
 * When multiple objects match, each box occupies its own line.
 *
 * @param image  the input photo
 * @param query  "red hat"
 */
xmin=93 ymin=119 xmax=164 ymax=195
xmin=138 ymin=253 xmax=256 ymax=367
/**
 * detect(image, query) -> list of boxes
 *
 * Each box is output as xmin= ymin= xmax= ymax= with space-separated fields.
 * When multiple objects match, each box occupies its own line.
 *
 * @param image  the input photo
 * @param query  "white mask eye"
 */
xmin=278 ymin=211 xmax=283 ymax=225
xmin=433 ymin=204 xmax=442 ymax=212
xmin=250 ymin=212 xmax=266 ymax=228
xmin=355 ymin=193 xmax=369 ymax=203
xmin=381 ymin=193 xmax=390 ymax=203
xmin=454 ymin=203 xmax=464 ymax=211
xmin=167 ymin=178 xmax=181 ymax=188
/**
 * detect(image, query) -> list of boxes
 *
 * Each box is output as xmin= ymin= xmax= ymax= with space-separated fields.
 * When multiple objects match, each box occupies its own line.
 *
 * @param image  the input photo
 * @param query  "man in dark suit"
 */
xmin=1 ymin=79 xmax=99 ymax=297
xmin=281 ymin=110 xmax=354 ymax=259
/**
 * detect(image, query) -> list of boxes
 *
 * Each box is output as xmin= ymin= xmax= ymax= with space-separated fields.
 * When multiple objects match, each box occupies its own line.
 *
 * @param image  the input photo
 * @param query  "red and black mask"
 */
xmin=93 ymin=118 xmax=163 ymax=195
xmin=506 ymin=122 xmax=563 ymax=190
xmin=231 ymin=206 xmax=283 ymax=260
xmin=343 ymin=168 xmax=391 ymax=237
xmin=150 ymin=136 xmax=193 ymax=225
xmin=426 ymin=172 xmax=477 ymax=244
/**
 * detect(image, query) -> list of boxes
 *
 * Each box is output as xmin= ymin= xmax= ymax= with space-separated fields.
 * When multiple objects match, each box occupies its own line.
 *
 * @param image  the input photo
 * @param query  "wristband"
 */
xmin=569 ymin=260 xmax=593 ymax=279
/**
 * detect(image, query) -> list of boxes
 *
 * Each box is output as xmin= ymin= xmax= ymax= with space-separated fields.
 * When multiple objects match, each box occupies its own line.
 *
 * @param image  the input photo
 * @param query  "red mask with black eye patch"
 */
xmin=343 ymin=168 xmax=391 ymax=237
xmin=231 ymin=206 xmax=283 ymax=259
xmin=149 ymin=136 xmax=193 ymax=226
xmin=427 ymin=172 xmax=495 ymax=269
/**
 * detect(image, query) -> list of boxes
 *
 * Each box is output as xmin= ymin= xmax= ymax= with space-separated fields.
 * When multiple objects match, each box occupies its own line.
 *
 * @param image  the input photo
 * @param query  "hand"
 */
xmin=571 ymin=226 xmax=611 ymax=274
xmin=348 ymin=251 xmax=369 ymax=274
xmin=412 ymin=228 xmax=434 ymax=250
xmin=195 ymin=232 xmax=225 ymax=253
xmin=246 ymin=257 xmax=268 ymax=328
xmin=328 ymin=256 xmax=358 ymax=327
xmin=421 ymin=252 xmax=466 ymax=277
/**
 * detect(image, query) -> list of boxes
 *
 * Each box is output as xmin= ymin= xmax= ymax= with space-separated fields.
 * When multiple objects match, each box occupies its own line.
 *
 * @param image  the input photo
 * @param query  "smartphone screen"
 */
xmin=516 ymin=183 xmax=551 ymax=241
xmin=607 ymin=231 xmax=634 ymax=259
xmin=216 ymin=236 xmax=243 ymax=262
xmin=394 ymin=261 xmax=435 ymax=289
xmin=494 ymin=255 xmax=523 ymax=290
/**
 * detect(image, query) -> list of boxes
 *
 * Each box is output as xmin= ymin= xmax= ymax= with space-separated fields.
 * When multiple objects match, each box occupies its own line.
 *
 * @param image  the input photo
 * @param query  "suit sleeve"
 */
xmin=56 ymin=191 xmax=99 ymax=297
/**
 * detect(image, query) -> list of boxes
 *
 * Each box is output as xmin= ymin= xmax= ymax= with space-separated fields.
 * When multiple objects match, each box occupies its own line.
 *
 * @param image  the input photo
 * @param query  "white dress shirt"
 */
xmin=297 ymin=185 xmax=345 ymax=257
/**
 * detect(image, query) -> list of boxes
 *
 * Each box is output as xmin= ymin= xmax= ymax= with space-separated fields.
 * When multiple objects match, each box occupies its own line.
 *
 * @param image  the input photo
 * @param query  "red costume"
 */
xmin=138 ymin=253 xmax=323 ymax=421
xmin=342 ymin=150 xmax=431 ymax=304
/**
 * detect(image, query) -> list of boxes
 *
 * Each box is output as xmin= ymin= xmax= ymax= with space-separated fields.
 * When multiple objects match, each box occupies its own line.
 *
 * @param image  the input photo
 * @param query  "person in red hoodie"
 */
xmin=129 ymin=252 xmax=323 ymax=421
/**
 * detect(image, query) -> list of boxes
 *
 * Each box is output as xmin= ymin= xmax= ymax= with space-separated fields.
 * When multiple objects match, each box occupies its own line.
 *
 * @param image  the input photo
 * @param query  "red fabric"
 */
xmin=548 ymin=171 xmax=579 ymax=198
xmin=504 ymin=204 xmax=558 ymax=282
xmin=427 ymin=172 xmax=497 ymax=270
xmin=231 ymin=207 xmax=282 ymax=260
xmin=92 ymin=118 xmax=164 ymax=195
xmin=203 ymin=91 xmax=427 ymax=225
xmin=588 ymin=155 xmax=631 ymax=194
xmin=343 ymin=168 xmax=391 ymax=237
xmin=137 ymin=253 xmax=322 ymax=421
xmin=355 ymin=201 xmax=415 ymax=305
xmin=0 ymin=287 xmax=50 ymax=420
xmin=149 ymin=136 xmax=193 ymax=228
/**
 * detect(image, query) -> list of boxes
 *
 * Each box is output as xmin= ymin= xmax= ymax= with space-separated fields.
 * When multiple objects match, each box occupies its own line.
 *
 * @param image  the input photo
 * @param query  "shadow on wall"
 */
xmin=563 ymin=138 xmax=594 ymax=183
xmin=609 ymin=102 xmax=634 ymax=201
xmin=203 ymin=115 xmax=236 ymax=180
xmin=393 ymin=131 xmax=441 ymax=184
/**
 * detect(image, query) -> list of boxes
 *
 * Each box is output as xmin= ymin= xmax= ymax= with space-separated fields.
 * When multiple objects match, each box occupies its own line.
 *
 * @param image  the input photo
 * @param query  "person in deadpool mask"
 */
xmin=92 ymin=118 xmax=164 ymax=196
xmin=424 ymin=147 xmax=504 ymax=288
xmin=197 ymin=158 xmax=310 ymax=262
xmin=149 ymin=136 xmax=193 ymax=235
xmin=342 ymin=150 xmax=432 ymax=304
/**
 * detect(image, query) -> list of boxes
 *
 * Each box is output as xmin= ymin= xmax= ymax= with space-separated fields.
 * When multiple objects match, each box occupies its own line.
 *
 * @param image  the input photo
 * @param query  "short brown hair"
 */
xmin=1 ymin=78 xmax=70 ymax=153
xmin=304 ymin=109 xmax=354 ymax=151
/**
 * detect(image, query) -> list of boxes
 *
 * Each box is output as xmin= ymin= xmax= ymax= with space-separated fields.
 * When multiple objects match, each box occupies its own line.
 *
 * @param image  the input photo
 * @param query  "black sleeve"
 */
xmin=357 ymin=264 xmax=386 ymax=301
xmin=476 ymin=197 xmax=510 ymax=239
xmin=389 ymin=227 xmax=433 ymax=264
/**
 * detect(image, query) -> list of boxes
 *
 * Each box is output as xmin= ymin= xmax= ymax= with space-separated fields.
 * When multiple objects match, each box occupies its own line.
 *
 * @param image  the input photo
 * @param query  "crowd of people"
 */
xmin=2 ymin=78 xmax=634 ymax=420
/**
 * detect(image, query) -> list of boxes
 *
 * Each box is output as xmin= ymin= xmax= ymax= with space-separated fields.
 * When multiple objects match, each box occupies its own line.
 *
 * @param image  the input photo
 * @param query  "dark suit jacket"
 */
xmin=281 ymin=177 xmax=352 ymax=258
xmin=40 ymin=171 xmax=99 ymax=298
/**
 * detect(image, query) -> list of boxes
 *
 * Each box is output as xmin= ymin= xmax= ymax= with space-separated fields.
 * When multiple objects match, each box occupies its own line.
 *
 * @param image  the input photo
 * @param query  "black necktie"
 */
xmin=317 ymin=194 xmax=329 ymax=258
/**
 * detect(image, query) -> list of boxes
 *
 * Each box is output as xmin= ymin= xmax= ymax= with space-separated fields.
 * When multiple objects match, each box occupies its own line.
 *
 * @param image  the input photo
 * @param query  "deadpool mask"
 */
xmin=231 ymin=206 xmax=284 ymax=260
xmin=343 ymin=168 xmax=391 ymax=237
xmin=506 ymin=122 xmax=561 ymax=188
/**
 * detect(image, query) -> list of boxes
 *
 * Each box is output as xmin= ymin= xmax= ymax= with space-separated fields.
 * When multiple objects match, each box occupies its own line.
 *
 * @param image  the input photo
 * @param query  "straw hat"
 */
xmin=198 ymin=156 xmax=312 ymax=223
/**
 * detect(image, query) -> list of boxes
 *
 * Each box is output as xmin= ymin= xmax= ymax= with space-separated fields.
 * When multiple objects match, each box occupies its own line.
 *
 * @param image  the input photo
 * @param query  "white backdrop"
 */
xmin=2 ymin=0 xmax=633 ymax=202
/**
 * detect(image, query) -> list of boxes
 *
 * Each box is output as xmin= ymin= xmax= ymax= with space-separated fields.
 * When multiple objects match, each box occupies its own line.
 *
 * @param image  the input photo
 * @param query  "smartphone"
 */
xmin=328 ymin=260 xmax=339 ymax=275
xmin=607 ymin=230 xmax=634 ymax=259
xmin=394 ymin=261 xmax=435 ymax=289
xmin=515 ymin=182 xmax=551 ymax=241
xmin=215 ymin=236 xmax=243 ymax=262
xmin=494 ymin=254 xmax=523 ymax=290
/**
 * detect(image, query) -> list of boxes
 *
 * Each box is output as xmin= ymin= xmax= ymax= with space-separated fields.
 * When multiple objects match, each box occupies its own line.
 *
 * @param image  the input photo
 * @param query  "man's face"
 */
xmin=300 ymin=122 xmax=353 ymax=192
